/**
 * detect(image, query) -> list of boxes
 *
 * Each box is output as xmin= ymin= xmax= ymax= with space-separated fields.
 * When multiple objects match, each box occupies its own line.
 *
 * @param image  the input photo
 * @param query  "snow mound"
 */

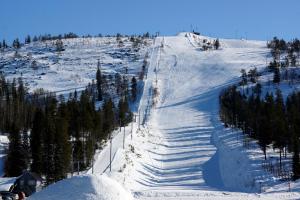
xmin=28 ymin=174 xmax=133 ymax=200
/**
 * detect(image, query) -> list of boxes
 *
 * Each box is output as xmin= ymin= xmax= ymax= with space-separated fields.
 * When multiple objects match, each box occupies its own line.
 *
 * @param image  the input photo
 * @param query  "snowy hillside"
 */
xmin=2 ymin=33 xmax=300 ymax=200
xmin=0 ymin=36 xmax=151 ymax=94
xmin=108 ymin=33 xmax=268 ymax=191
xmin=0 ymin=35 xmax=153 ymax=181
xmin=90 ymin=33 xmax=300 ymax=199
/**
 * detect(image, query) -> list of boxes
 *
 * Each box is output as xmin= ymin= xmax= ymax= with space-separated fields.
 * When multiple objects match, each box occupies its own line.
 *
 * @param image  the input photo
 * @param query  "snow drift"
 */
xmin=28 ymin=174 xmax=133 ymax=200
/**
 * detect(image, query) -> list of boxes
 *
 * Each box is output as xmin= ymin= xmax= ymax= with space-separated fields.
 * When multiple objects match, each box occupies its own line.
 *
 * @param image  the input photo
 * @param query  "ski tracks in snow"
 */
xmin=104 ymin=34 xmax=299 ymax=200
xmin=135 ymin=36 xmax=219 ymax=192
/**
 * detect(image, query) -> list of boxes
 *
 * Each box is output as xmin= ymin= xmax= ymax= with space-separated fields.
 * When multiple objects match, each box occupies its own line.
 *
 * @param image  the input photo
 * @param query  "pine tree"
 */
xmin=96 ymin=60 xmax=103 ymax=101
xmin=43 ymin=97 xmax=57 ymax=184
xmin=131 ymin=76 xmax=137 ymax=101
xmin=118 ymin=99 xmax=125 ymax=127
xmin=55 ymin=39 xmax=64 ymax=52
xmin=53 ymin=114 xmax=71 ymax=181
xmin=122 ymin=76 xmax=129 ymax=98
xmin=79 ymin=90 xmax=94 ymax=167
xmin=292 ymin=136 xmax=300 ymax=180
xmin=115 ymin=73 xmax=122 ymax=95
xmin=67 ymin=93 xmax=83 ymax=173
xmin=22 ymin=129 xmax=30 ymax=169
xmin=258 ymin=93 xmax=274 ymax=160
xmin=25 ymin=35 xmax=31 ymax=44
xmin=33 ymin=36 xmax=38 ymax=42
xmin=214 ymin=39 xmax=220 ymax=50
xmin=93 ymin=110 xmax=103 ymax=141
xmin=248 ymin=68 xmax=258 ymax=83
xmin=291 ymin=54 xmax=297 ymax=66
xmin=30 ymin=108 xmax=44 ymax=174
xmin=103 ymin=98 xmax=115 ymax=134
xmin=5 ymin=123 xmax=27 ymax=176
xmin=2 ymin=40 xmax=7 ymax=48
xmin=240 ymin=69 xmax=247 ymax=85
xmin=118 ymin=96 xmax=131 ymax=127
xmin=253 ymin=83 xmax=262 ymax=97
xmin=273 ymin=67 xmax=280 ymax=83
xmin=274 ymin=89 xmax=287 ymax=169
xmin=12 ymin=38 xmax=21 ymax=49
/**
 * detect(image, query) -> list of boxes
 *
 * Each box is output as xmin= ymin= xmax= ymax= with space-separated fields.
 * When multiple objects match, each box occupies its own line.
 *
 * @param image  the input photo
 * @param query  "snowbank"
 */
xmin=0 ymin=135 xmax=9 ymax=176
xmin=28 ymin=174 xmax=133 ymax=200
xmin=0 ymin=177 xmax=16 ymax=191
xmin=212 ymin=122 xmax=289 ymax=193
xmin=217 ymin=138 xmax=258 ymax=192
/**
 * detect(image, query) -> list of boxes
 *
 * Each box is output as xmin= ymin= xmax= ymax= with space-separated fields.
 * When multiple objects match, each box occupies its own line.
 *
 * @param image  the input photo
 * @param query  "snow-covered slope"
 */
xmin=0 ymin=36 xmax=151 ymax=94
xmin=3 ymin=33 xmax=300 ymax=200
xmin=0 ymin=36 xmax=152 ymax=179
xmin=98 ymin=33 xmax=300 ymax=199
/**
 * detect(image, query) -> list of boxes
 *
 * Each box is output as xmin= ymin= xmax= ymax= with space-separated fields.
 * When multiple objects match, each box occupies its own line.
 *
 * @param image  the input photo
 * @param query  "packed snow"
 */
xmin=92 ymin=33 xmax=300 ymax=199
xmin=28 ymin=174 xmax=133 ymax=200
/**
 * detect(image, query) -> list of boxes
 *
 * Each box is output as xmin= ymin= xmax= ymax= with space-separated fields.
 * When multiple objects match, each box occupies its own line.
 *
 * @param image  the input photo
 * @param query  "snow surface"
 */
xmin=2 ymin=33 xmax=300 ymax=199
xmin=0 ymin=37 xmax=150 ymax=94
xmin=28 ymin=174 xmax=133 ymax=200
xmin=91 ymin=33 xmax=300 ymax=199
xmin=0 ymin=177 xmax=16 ymax=191
xmin=0 ymin=135 xmax=9 ymax=177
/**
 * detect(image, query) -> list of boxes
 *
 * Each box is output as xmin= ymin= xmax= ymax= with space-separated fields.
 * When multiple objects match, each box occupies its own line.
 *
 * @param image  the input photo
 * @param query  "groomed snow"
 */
xmin=94 ymin=33 xmax=300 ymax=199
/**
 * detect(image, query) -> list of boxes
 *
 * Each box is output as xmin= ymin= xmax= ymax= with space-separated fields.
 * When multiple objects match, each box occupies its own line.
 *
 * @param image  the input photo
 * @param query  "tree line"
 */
xmin=0 ymin=32 xmax=154 ymax=51
xmin=219 ymin=85 xmax=300 ymax=180
xmin=267 ymin=37 xmax=300 ymax=84
xmin=0 ymin=61 xmax=139 ymax=184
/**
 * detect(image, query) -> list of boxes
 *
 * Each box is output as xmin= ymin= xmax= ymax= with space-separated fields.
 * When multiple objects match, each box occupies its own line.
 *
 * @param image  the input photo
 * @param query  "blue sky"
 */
xmin=0 ymin=0 xmax=299 ymax=43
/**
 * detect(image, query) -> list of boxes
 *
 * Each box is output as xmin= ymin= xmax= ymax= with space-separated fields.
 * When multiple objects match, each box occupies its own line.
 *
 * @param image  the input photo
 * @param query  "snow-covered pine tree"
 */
xmin=96 ymin=60 xmax=103 ymax=101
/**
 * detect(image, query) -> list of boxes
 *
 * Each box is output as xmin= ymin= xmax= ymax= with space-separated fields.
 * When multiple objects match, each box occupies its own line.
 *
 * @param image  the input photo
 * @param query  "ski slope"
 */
xmin=23 ymin=33 xmax=300 ymax=200
xmin=102 ymin=33 xmax=300 ymax=199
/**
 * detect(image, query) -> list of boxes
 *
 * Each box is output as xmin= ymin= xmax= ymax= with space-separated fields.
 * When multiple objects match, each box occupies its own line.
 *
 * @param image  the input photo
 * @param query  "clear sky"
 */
xmin=0 ymin=0 xmax=299 ymax=43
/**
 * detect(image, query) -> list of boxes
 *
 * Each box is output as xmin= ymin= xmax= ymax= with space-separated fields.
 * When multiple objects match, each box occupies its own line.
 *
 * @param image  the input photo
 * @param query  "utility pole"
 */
xmin=109 ymin=135 xmax=112 ymax=172
xmin=259 ymin=181 xmax=262 ymax=193
xmin=131 ymin=119 xmax=133 ymax=140
xmin=288 ymin=173 xmax=292 ymax=192
xmin=92 ymin=157 xmax=94 ymax=174
xmin=71 ymin=137 xmax=74 ymax=177
xmin=123 ymin=126 xmax=125 ymax=149
xmin=91 ymin=134 xmax=95 ymax=174
xmin=71 ymin=158 xmax=74 ymax=177
xmin=138 ymin=109 xmax=141 ymax=130
xmin=77 ymin=161 xmax=80 ymax=175
xmin=156 ymin=67 xmax=158 ymax=86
